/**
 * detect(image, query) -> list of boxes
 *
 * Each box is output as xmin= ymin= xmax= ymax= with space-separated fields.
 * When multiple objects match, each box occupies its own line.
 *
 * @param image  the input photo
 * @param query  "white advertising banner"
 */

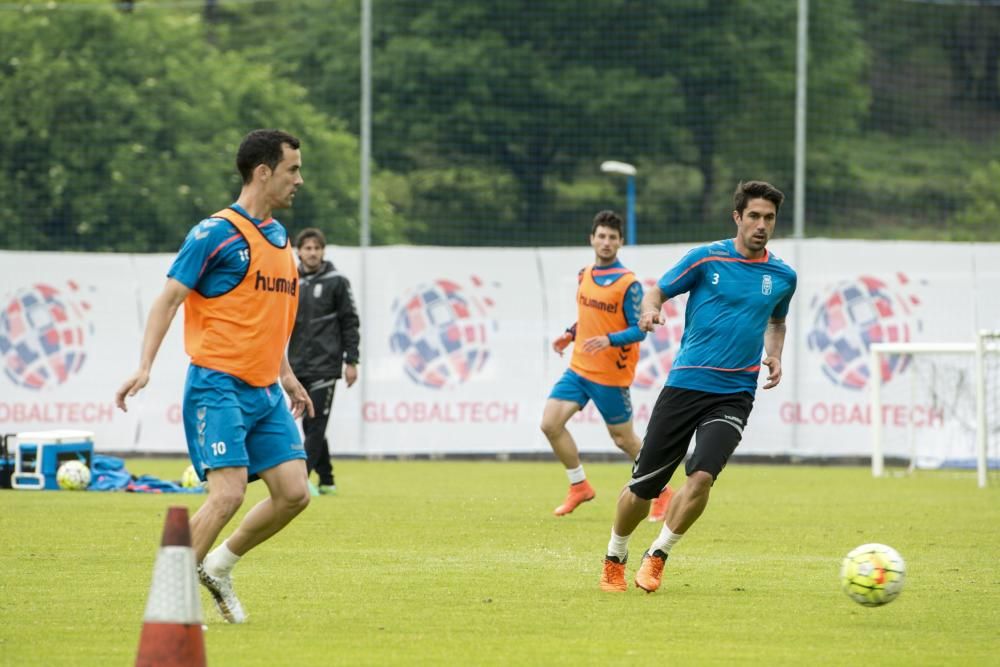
xmin=0 ymin=252 xmax=141 ymax=447
xmin=780 ymin=241 xmax=998 ymax=466
xmin=356 ymin=246 xmax=545 ymax=454
xmin=2 ymin=240 xmax=997 ymax=463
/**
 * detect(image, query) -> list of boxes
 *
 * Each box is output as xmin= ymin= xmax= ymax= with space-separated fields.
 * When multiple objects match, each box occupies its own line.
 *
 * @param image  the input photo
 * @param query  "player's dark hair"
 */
xmin=733 ymin=180 xmax=784 ymax=215
xmin=236 ymin=129 xmax=301 ymax=184
xmin=591 ymin=210 xmax=624 ymax=239
xmin=295 ymin=227 xmax=326 ymax=249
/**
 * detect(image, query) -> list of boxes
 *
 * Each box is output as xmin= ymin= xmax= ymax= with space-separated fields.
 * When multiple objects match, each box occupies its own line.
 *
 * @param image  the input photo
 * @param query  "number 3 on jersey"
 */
xmin=712 ymin=272 xmax=720 ymax=285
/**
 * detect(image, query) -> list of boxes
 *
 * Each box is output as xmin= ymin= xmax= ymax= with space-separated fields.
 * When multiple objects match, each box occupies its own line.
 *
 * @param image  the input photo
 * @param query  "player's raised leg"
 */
xmin=190 ymin=467 xmax=249 ymax=562
xmin=197 ymin=460 xmax=310 ymax=623
xmin=224 ymin=459 xmax=311 ymax=555
xmin=191 ymin=466 xmax=251 ymax=623
xmin=541 ymin=397 xmax=595 ymax=516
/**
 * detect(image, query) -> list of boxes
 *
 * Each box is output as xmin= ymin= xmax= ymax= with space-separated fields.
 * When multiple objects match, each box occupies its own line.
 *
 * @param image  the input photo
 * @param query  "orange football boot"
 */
xmin=634 ymin=549 xmax=668 ymax=593
xmin=553 ymin=480 xmax=596 ymax=516
xmin=600 ymin=555 xmax=628 ymax=592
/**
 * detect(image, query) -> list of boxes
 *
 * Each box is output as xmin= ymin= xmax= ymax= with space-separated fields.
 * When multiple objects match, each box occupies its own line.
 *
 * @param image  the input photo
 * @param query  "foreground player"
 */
xmin=115 ymin=129 xmax=314 ymax=622
xmin=542 ymin=210 xmax=672 ymax=518
xmin=599 ymin=181 xmax=796 ymax=592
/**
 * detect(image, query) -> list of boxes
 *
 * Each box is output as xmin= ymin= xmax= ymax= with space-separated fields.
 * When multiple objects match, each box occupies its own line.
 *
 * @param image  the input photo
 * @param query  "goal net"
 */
xmin=869 ymin=331 xmax=1000 ymax=487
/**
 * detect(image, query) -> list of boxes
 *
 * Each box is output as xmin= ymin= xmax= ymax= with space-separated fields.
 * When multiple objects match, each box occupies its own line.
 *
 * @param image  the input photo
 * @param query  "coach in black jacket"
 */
xmin=288 ymin=227 xmax=361 ymax=494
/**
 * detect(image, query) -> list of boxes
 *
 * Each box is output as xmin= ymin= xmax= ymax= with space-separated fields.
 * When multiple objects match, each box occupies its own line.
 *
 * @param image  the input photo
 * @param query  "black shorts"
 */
xmin=629 ymin=386 xmax=754 ymax=499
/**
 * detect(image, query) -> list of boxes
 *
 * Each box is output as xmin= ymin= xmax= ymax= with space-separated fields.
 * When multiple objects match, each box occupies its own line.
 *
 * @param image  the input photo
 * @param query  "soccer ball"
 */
xmin=841 ymin=543 xmax=906 ymax=606
xmin=180 ymin=465 xmax=202 ymax=489
xmin=56 ymin=460 xmax=91 ymax=491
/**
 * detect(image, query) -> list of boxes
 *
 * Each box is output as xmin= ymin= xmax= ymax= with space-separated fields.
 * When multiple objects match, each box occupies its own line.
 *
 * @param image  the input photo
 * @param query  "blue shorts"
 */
xmin=548 ymin=369 xmax=633 ymax=425
xmin=182 ymin=365 xmax=305 ymax=481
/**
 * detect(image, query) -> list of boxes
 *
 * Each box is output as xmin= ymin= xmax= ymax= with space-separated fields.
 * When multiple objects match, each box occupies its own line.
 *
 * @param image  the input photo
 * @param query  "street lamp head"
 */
xmin=600 ymin=160 xmax=637 ymax=177
xmin=600 ymin=161 xmax=637 ymax=246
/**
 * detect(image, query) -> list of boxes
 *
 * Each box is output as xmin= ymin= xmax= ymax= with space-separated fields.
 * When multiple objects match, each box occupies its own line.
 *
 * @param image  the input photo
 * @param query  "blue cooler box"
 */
xmin=11 ymin=430 xmax=95 ymax=491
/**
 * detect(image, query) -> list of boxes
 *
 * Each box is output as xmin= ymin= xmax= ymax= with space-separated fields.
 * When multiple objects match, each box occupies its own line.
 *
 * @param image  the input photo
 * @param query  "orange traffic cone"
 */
xmin=135 ymin=506 xmax=206 ymax=667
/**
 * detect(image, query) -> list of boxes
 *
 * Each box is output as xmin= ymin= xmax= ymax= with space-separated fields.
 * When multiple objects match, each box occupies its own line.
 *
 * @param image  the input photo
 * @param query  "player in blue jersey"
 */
xmin=116 ymin=129 xmax=314 ymax=623
xmin=599 ymin=180 xmax=797 ymax=593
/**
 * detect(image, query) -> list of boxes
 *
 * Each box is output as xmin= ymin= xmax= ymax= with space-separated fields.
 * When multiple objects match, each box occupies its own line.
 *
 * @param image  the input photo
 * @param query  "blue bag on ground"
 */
xmin=88 ymin=454 xmax=204 ymax=493
xmin=127 ymin=474 xmax=203 ymax=494
xmin=89 ymin=455 xmax=133 ymax=491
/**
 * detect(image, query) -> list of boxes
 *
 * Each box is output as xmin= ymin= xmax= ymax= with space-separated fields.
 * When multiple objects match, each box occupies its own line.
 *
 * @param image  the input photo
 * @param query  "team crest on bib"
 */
xmin=762 ymin=274 xmax=773 ymax=295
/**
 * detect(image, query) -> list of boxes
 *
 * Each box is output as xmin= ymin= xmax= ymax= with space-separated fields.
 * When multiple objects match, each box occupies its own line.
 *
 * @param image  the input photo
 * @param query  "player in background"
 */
xmin=543 ymin=210 xmax=673 ymax=518
xmin=599 ymin=180 xmax=796 ymax=593
xmin=115 ymin=129 xmax=314 ymax=623
xmin=288 ymin=227 xmax=361 ymax=496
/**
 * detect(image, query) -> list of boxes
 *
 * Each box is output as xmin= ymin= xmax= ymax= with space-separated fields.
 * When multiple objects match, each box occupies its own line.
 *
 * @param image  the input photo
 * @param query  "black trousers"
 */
xmin=302 ymin=377 xmax=338 ymax=486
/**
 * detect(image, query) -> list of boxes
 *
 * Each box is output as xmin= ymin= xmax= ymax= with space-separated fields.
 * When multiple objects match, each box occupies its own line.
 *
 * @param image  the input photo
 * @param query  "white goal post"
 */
xmin=870 ymin=331 xmax=1000 ymax=488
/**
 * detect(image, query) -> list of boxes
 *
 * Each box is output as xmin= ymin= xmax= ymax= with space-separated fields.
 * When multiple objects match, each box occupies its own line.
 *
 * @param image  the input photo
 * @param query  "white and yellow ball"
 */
xmin=841 ymin=543 xmax=906 ymax=606
xmin=56 ymin=460 xmax=91 ymax=491
xmin=180 ymin=465 xmax=202 ymax=489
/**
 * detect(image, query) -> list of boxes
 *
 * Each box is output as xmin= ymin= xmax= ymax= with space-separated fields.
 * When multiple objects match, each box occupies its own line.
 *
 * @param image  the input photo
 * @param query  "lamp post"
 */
xmin=600 ymin=161 xmax=637 ymax=245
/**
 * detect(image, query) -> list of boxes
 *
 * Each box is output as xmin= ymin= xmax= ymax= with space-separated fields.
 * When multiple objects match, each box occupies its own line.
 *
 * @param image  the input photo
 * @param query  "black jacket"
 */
xmin=288 ymin=260 xmax=360 ymax=380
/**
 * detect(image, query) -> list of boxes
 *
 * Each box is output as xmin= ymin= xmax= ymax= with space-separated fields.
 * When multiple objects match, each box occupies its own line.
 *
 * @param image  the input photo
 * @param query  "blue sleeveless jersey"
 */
xmin=658 ymin=238 xmax=797 ymax=395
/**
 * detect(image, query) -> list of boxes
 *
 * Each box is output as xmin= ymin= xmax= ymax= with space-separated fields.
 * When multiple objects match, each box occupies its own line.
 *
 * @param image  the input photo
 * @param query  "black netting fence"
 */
xmin=1 ymin=0 xmax=999 ymax=251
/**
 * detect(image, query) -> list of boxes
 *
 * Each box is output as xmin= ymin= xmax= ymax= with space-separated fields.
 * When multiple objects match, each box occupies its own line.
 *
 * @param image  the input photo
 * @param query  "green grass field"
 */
xmin=2 ymin=459 xmax=999 ymax=666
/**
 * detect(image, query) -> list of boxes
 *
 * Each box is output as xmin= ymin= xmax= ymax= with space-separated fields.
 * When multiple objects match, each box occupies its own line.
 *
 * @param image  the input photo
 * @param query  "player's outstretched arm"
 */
xmin=762 ymin=317 xmax=787 ymax=390
xmin=638 ymin=289 xmax=665 ymax=332
xmin=115 ymin=278 xmax=190 ymax=411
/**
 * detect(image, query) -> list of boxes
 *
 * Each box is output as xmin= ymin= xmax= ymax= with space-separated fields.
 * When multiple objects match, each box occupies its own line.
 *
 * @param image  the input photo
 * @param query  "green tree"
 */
xmin=0 ymin=2 xmax=386 ymax=251
xmin=953 ymin=160 xmax=1000 ymax=241
xmin=264 ymin=0 xmax=868 ymax=243
xmin=620 ymin=0 xmax=868 ymax=228
xmin=186 ymin=0 xmax=412 ymax=245
xmin=255 ymin=1 xmax=683 ymax=243
xmin=379 ymin=1 xmax=685 ymax=240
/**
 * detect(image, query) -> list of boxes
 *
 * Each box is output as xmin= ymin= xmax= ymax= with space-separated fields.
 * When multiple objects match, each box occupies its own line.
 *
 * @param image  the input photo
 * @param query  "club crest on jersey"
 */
xmin=762 ymin=274 xmax=773 ymax=296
